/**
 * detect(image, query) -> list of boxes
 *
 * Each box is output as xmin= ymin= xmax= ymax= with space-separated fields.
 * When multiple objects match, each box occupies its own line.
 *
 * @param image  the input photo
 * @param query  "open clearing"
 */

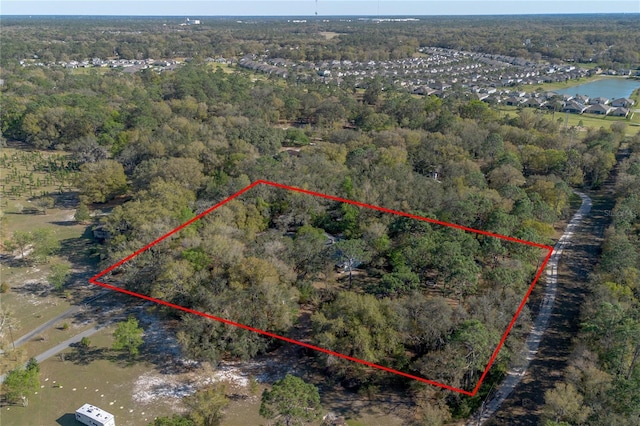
xmin=1 ymin=308 xmax=407 ymax=426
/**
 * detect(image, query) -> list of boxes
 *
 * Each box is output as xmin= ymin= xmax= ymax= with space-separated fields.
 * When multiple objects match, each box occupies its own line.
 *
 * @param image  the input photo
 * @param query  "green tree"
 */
xmin=259 ymin=374 xmax=322 ymax=426
xmin=77 ymin=159 xmax=127 ymax=203
xmin=292 ymin=225 xmax=328 ymax=278
xmin=31 ymin=228 xmax=60 ymax=263
xmin=363 ymin=78 xmax=382 ymax=105
xmin=48 ymin=262 xmax=71 ymax=291
xmin=542 ymin=382 xmax=591 ymax=424
xmin=284 ymin=128 xmax=310 ymax=147
xmin=112 ymin=316 xmax=144 ymax=358
xmin=311 ymin=292 xmax=401 ymax=379
xmin=74 ymin=202 xmax=91 ymax=223
xmin=8 ymin=231 xmax=34 ymax=261
xmin=148 ymin=416 xmax=194 ymax=426
xmin=2 ymin=358 xmax=40 ymax=406
xmin=184 ymin=383 xmax=228 ymax=426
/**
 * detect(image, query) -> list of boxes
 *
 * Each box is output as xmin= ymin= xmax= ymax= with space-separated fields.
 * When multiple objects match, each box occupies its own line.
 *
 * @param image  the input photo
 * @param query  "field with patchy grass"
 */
xmin=497 ymin=105 xmax=639 ymax=136
xmin=2 ymin=304 xmax=408 ymax=426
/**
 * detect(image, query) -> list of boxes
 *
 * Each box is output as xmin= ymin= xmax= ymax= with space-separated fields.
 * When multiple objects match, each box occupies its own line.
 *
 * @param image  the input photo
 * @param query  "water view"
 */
xmin=553 ymin=77 xmax=640 ymax=100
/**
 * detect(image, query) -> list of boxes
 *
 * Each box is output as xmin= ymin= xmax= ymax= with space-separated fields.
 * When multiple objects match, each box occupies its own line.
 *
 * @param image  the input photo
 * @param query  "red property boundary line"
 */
xmin=90 ymin=179 xmax=554 ymax=397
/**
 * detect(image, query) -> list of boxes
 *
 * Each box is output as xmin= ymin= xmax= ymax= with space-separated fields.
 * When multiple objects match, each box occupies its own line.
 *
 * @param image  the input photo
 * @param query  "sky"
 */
xmin=2 ymin=1 xmax=639 ymax=16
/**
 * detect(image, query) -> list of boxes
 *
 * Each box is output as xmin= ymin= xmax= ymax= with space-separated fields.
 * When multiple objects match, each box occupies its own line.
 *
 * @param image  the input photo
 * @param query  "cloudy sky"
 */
xmin=2 ymin=1 xmax=638 ymax=16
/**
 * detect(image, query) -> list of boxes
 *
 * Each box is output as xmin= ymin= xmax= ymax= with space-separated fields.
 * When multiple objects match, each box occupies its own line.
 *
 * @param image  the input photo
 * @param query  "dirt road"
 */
xmin=468 ymin=192 xmax=592 ymax=425
xmin=477 ymin=149 xmax=627 ymax=425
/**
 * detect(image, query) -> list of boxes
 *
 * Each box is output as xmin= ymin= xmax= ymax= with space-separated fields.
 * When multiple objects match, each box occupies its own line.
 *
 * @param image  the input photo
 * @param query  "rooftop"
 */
xmin=76 ymin=404 xmax=115 ymax=423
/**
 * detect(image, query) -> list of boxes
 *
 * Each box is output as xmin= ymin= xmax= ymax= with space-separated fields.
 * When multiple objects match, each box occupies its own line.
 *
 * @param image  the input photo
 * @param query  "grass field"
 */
xmin=1 ymin=326 xmax=182 ymax=426
xmin=206 ymin=62 xmax=236 ymax=74
xmin=497 ymin=105 xmax=639 ymax=136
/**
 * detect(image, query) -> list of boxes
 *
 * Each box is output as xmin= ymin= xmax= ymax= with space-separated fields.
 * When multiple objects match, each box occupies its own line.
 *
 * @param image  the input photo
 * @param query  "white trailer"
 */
xmin=75 ymin=403 xmax=116 ymax=426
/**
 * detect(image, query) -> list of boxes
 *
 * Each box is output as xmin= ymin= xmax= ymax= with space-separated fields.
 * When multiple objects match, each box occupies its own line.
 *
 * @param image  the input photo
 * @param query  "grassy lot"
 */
xmin=319 ymin=31 xmax=344 ymax=40
xmin=0 ymin=290 xmax=70 ymax=341
xmin=206 ymin=62 xmax=236 ymax=74
xmin=67 ymin=67 xmax=112 ymax=76
xmin=1 ymin=326 xmax=183 ymax=426
xmin=1 ymin=144 xmax=99 ymax=369
xmin=497 ymin=105 xmax=639 ymax=136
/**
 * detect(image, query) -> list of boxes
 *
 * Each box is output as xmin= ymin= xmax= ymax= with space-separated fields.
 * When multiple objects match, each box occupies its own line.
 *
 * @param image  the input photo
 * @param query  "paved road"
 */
xmin=1 ymin=290 xmax=109 ymax=384
xmin=0 ymin=325 xmax=104 ymax=383
xmin=13 ymin=290 xmax=108 ymax=348
xmin=13 ymin=306 xmax=83 ymax=348
xmin=32 ymin=325 xmax=103 ymax=364
xmin=468 ymin=191 xmax=592 ymax=425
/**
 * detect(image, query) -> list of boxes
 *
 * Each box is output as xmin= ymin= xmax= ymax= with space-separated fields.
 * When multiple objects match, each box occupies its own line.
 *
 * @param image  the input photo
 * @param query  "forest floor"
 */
xmin=483 ymin=147 xmax=628 ymax=425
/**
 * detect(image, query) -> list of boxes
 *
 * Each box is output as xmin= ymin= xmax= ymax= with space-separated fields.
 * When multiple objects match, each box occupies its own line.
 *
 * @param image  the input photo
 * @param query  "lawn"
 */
xmin=207 ymin=62 xmax=236 ymax=74
xmin=497 ymin=105 xmax=639 ymax=136
xmin=1 ymin=325 xmax=182 ymax=426
xmin=0 ymin=291 xmax=71 ymax=342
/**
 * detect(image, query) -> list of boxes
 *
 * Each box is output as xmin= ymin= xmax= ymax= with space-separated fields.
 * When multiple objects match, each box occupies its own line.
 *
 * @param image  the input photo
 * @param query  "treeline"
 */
xmin=542 ymin=134 xmax=640 ymax=425
xmin=1 ymin=15 xmax=638 ymax=68
xmin=0 ymin=49 xmax=629 ymax=421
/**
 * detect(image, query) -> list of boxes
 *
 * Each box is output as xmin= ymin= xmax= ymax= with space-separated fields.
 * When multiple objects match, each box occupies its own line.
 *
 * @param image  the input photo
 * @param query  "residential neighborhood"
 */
xmin=19 ymin=44 xmax=639 ymax=121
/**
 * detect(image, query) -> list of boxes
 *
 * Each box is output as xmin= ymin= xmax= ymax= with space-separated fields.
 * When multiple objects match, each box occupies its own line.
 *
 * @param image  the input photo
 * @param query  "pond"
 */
xmin=553 ymin=77 xmax=640 ymax=100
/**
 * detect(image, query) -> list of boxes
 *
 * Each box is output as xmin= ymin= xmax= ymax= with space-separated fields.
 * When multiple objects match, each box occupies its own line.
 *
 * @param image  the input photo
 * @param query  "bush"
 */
xmin=74 ymin=202 xmax=91 ymax=222
xmin=0 ymin=281 xmax=9 ymax=293
xmin=284 ymin=127 xmax=310 ymax=146
xmin=48 ymin=262 xmax=71 ymax=291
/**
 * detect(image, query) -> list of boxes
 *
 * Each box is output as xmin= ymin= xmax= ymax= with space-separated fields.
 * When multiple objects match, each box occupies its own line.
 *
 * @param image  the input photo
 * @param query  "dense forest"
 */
xmin=1 ymin=15 xmax=639 ymax=68
xmin=1 ymin=16 xmax=639 ymax=424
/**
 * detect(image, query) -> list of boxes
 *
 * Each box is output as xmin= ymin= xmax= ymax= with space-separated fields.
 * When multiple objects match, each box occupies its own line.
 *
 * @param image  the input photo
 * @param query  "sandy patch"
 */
xmin=132 ymin=362 xmax=252 ymax=404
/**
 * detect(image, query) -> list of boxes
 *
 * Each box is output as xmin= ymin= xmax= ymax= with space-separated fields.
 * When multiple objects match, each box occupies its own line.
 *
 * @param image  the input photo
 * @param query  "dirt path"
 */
xmin=477 ymin=150 xmax=627 ymax=425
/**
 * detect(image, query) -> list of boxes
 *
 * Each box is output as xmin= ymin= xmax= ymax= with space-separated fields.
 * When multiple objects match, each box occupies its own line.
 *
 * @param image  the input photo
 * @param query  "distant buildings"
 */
xmin=181 ymin=18 xmax=201 ymax=26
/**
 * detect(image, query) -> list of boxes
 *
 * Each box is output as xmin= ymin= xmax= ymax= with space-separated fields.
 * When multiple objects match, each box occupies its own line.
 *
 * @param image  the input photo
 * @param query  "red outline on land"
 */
xmin=89 ymin=179 xmax=554 ymax=396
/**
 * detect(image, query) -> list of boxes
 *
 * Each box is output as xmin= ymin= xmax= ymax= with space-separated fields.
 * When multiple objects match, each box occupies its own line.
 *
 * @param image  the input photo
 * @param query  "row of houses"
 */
xmin=20 ymin=57 xmax=183 ymax=72
xmin=559 ymin=98 xmax=633 ymax=117
xmin=474 ymin=89 xmax=635 ymax=117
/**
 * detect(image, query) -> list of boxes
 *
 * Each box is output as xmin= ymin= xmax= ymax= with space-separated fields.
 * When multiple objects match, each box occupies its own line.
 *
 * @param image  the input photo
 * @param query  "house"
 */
xmin=562 ymin=101 xmax=587 ymax=114
xmin=525 ymin=98 xmax=545 ymax=108
xmin=610 ymin=107 xmax=629 ymax=117
xmin=585 ymin=104 xmax=613 ymax=115
xmin=505 ymin=96 xmax=525 ymax=106
xmin=75 ymin=404 xmax=115 ymax=426
xmin=428 ymin=82 xmax=451 ymax=91
xmin=611 ymin=98 xmax=635 ymax=108
xmin=573 ymin=94 xmax=590 ymax=104
xmin=412 ymin=86 xmax=438 ymax=96
xmin=589 ymin=97 xmax=609 ymax=105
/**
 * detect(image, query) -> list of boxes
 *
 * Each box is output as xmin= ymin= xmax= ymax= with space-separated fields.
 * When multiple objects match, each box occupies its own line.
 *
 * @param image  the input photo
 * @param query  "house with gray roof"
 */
xmin=585 ymin=104 xmax=613 ymax=115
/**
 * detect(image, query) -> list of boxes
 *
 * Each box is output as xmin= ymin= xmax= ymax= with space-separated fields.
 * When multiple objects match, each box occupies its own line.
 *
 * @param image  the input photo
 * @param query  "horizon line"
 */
xmin=3 ymin=12 xmax=639 ymax=17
